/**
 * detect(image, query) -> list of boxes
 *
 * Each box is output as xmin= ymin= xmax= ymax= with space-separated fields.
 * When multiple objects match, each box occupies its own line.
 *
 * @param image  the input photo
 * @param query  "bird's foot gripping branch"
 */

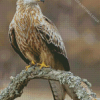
xmin=0 ymin=65 xmax=97 ymax=100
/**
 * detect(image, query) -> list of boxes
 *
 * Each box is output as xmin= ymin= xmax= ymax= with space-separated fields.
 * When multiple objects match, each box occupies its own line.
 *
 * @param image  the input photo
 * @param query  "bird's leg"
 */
xmin=26 ymin=60 xmax=35 ymax=70
xmin=37 ymin=61 xmax=50 ymax=69
xmin=31 ymin=60 xmax=35 ymax=66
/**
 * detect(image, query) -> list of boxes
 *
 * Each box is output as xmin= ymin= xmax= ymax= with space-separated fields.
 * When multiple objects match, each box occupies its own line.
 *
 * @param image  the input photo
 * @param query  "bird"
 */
xmin=8 ymin=0 xmax=70 ymax=99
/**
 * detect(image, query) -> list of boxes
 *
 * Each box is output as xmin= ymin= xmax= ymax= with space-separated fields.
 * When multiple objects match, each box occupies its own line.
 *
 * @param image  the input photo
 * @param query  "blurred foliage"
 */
xmin=0 ymin=0 xmax=100 ymax=99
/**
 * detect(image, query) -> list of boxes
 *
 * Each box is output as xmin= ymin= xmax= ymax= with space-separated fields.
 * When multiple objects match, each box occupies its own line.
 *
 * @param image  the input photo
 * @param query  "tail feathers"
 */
xmin=48 ymin=80 xmax=66 ymax=100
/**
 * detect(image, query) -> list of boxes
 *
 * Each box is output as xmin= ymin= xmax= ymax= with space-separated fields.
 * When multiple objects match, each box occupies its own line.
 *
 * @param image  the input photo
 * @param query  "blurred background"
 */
xmin=0 ymin=0 xmax=100 ymax=99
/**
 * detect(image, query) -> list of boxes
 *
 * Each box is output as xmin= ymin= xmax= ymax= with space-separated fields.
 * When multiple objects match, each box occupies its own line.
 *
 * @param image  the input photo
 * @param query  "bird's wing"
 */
xmin=36 ymin=16 xmax=70 ymax=71
xmin=8 ymin=21 xmax=30 ymax=64
xmin=36 ymin=16 xmax=67 ymax=57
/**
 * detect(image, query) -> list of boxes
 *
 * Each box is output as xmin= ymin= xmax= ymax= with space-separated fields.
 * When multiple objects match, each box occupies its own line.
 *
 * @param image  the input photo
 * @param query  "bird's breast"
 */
xmin=13 ymin=7 xmax=45 ymax=57
xmin=15 ymin=7 xmax=43 ymax=38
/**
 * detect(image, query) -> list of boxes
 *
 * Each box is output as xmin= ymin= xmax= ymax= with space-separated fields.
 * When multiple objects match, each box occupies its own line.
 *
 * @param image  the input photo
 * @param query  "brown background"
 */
xmin=0 ymin=0 xmax=100 ymax=99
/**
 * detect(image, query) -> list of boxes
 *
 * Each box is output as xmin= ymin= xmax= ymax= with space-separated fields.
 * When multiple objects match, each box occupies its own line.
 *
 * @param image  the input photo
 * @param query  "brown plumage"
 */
xmin=8 ymin=0 xmax=70 ymax=99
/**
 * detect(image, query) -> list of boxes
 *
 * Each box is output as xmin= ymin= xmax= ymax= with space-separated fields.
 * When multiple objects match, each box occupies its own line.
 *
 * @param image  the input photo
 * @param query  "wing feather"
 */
xmin=8 ymin=22 xmax=30 ymax=64
xmin=36 ymin=16 xmax=67 ymax=57
xmin=36 ymin=16 xmax=70 ymax=71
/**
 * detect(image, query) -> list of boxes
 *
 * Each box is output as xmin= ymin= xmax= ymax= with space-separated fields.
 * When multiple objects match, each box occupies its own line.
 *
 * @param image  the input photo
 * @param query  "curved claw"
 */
xmin=37 ymin=61 xmax=50 ymax=69
xmin=26 ymin=60 xmax=35 ymax=70
xmin=26 ymin=65 xmax=31 ymax=71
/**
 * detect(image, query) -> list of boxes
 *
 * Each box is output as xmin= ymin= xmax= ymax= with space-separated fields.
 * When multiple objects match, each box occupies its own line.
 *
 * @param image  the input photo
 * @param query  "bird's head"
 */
xmin=23 ymin=0 xmax=45 ymax=4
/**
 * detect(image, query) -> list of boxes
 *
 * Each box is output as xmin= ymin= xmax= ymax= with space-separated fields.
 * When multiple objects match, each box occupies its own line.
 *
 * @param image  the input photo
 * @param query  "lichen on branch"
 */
xmin=0 ymin=65 xmax=97 ymax=100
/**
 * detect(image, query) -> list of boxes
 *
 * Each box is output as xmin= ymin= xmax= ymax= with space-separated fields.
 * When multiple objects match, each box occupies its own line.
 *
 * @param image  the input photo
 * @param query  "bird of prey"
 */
xmin=8 ymin=0 xmax=70 ymax=99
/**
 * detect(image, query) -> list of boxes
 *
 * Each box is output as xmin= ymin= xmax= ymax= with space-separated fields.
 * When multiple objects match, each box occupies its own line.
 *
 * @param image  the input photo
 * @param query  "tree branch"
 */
xmin=0 ymin=65 xmax=97 ymax=100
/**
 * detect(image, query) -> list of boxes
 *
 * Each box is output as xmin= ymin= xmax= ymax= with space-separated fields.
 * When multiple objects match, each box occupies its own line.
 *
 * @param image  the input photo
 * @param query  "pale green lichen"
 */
xmin=0 ymin=65 xmax=97 ymax=100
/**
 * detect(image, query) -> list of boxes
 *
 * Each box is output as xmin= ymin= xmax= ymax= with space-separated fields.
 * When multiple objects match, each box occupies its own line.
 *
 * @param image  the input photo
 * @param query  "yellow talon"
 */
xmin=26 ymin=60 xmax=35 ymax=70
xmin=26 ymin=65 xmax=30 ymax=71
xmin=38 ymin=61 xmax=50 ymax=69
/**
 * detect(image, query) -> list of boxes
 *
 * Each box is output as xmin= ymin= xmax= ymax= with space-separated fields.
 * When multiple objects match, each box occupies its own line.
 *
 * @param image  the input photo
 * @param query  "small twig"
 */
xmin=0 ymin=65 xmax=97 ymax=100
